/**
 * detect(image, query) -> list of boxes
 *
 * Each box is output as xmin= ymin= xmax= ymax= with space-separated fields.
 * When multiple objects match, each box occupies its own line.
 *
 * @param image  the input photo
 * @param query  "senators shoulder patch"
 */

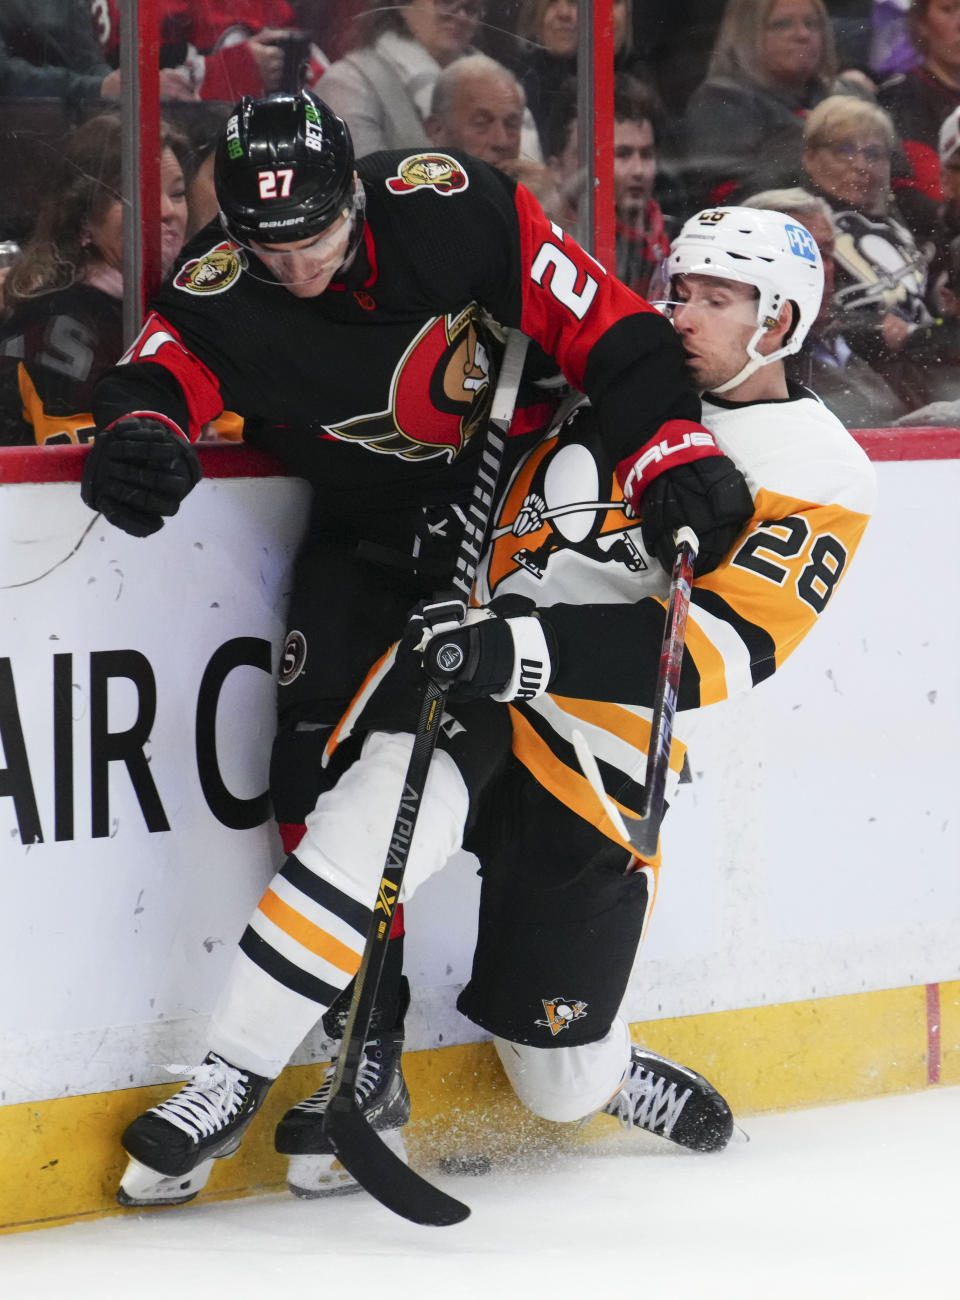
xmin=385 ymin=153 xmax=469 ymax=196
xmin=174 ymin=241 xmax=243 ymax=295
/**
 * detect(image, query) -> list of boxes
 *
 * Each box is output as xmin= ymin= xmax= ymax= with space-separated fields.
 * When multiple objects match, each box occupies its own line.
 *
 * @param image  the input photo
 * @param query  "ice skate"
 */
xmin=602 ymin=1046 xmax=733 ymax=1152
xmin=116 ymin=1052 xmax=272 ymax=1207
xmin=275 ymin=980 xmax=411 ymax=1198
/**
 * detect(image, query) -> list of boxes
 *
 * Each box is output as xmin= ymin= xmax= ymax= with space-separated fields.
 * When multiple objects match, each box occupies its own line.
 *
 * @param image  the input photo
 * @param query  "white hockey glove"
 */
xmin=420 ymin=595 xmax=557 ymax=702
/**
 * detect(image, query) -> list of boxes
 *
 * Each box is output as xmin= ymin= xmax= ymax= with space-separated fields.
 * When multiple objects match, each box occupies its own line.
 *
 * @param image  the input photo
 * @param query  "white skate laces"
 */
xmin=153 ymin=1054 xmax=253 ymax=1143
xmin=294 ymin=1049 xmax=383 ymax=1114
xmin=607 ymin=1059 xmax=693 ymax=1140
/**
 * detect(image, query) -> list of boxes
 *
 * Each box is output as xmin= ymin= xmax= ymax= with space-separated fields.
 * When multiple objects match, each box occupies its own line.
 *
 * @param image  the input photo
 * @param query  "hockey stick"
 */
xmin=322 ymin=329 xmax=530 ymax=1227
xmin=572 ymin=526 xmax=698 ymax=860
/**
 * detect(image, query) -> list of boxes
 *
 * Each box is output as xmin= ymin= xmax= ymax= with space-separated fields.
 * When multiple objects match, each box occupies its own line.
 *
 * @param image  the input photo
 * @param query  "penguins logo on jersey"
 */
xmin=323 ymin=307 xmax=491 ymax=461
xmin=174 ymin=241 xmax=243 ymax=296
xmin=486 ymin=412 xmax=647 ymax=590
xmin=832 ymin=210 xmax=929 ymax=321
xmin=536 ymin=997 xmax=589 ymax=1036
xmin=385 ymin=153 xmax=469 ymax=195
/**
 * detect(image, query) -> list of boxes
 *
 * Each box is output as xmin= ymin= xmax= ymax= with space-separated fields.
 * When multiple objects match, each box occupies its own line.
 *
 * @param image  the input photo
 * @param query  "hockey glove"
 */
xmin=421 ymin=595 xmax=557 ymax=702
xmin=638 ymin=456 xmax=754 ymax=576
xmin=616 ymin=421 xmax=753 ymax=576
xmin=81 ymin=414 xmax=201 ymax=537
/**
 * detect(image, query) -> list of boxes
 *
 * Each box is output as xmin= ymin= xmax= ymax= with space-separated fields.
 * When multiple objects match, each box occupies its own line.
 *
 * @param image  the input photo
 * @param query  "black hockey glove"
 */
xmin=638 ymin=456 xmax=754 ymax=576
xmin=420 ymin=595 xmax=558 ymax=702
xmin=81 ymin=414 xmax=201 ymax=537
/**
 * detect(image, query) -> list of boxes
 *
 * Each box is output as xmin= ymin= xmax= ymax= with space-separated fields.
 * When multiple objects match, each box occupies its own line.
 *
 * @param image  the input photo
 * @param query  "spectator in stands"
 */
xmin=801 ymin=93 xmax=936 ymax=403
xmin=742 ymin=185 xmax=910 ymax=422
xmin=878 ymin=0 xmax=960 ymax=236
xmin=0 ymin=115 xmax=187 ymax=446
xmin=1 ymin=0 xmax=112 ymax=102
xmin=317 ymin=0 xmax=482 ymax=158
xmin=424 ymin=52 xmax=553 ymax=198
xmin=165 ymin=101 xmax=235 ymax=237
xmin=611 ymin=76 xmax=671 ymax=298
xmin=426 ymin=52 xmax=525 ymax=164
xmin=515 ymin=0 xmax=651 ymax=147
xmin=0 ymin=0 xmax=192 ymax=101
xmin=927 ymin=104 xmax=960 ymax=291
xmin=536 ymin=73 xmax=671 ymax=285
xmin=91 ymin=0 xmax=327 ymax=102
xmin=682 ymin=0 xmax=867 ymax=209
xmin=893 ymin=233 xmax=960 ymax=419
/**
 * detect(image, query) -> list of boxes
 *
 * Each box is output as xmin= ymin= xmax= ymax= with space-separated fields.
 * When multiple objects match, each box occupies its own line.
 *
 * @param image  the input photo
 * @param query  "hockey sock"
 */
xmin=208 ymin=730 xmax=467 ymax=1077
xmin=494 ymin=1018 xmax=631 ymax=1122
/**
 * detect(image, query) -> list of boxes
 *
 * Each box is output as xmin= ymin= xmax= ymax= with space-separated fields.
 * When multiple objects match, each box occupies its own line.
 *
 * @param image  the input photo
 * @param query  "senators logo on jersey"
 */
xmin=385 ymin=153 xmax=469 ymax=195
xmin=323 ymin=307 xmax=492 ymax=461
xmin=174 ymin=242 xmax=243 ymax=296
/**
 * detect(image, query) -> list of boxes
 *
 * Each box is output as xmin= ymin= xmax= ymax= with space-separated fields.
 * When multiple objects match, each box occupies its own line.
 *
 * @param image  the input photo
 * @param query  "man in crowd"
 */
xmin=425 ymin=52 xmax=559 ymax=211
xmin=79 ymin=88 xmax=753 ymax=1206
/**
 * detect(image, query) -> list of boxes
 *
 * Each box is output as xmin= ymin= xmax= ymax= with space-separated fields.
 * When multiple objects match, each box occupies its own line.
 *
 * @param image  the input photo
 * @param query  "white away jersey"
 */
xmin=474 ymin=384 xmax=877 ymax=859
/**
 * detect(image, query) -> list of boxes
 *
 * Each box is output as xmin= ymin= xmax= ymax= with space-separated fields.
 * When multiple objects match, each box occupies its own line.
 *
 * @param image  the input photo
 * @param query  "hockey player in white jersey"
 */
xmin=115 ymin=206 xmax=876 ymax=1209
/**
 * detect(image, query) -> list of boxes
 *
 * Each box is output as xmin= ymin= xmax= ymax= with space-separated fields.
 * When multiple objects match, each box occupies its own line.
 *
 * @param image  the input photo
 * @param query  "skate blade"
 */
xmin=286 ymin=1129 xmax=407 ymax=1199
xmin=117 ymin=1155 xmax=216 ymax=1208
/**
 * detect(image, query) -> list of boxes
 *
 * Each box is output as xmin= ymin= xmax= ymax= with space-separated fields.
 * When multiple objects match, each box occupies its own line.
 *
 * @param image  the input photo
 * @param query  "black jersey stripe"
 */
xmin=280 ymin=854 xmax=372 ymax=937
xmin=239 ymin=926 xmax=344 ymax=1007
xmin=690 ymin=587 xmax=778 ymax=686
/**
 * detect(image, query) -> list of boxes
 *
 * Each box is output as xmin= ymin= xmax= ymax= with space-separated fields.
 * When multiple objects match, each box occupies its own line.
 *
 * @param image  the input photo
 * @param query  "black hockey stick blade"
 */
xmin=324 ymin=1095 xmax=470 ymax=1226
xmin=572 ymin=526 xmax=699 ymax=860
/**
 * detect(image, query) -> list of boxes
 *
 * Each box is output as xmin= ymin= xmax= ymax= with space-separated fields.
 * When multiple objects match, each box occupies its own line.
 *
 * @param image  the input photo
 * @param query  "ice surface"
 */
xmin=2 ymin=1087 xmax=956 ymax=1300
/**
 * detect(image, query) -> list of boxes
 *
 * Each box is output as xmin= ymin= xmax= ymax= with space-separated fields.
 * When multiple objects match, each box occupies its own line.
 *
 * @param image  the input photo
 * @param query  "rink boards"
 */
xmin=0 ymin=434 xmax=957 ymax=1232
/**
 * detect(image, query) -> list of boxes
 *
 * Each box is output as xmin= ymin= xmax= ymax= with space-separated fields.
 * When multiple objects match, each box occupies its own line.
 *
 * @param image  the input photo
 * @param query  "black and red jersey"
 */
xmin=93 ymin=149 xmax=705 ymax=537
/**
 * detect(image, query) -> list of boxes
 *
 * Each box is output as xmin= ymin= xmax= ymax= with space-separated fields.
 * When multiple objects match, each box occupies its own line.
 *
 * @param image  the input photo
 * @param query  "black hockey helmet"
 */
xmin=215 ymin=89 xmax=360 ymax=247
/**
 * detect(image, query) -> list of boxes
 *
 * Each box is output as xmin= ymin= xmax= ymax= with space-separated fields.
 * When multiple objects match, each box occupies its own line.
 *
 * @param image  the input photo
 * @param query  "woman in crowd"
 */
xmin=682 ymin=0 xmax=866 ymax=208
xmin=515 ymin=0 xmax=650 ymax=146
xmin=879 ymin=0 xmax=960 ymax=235
xmin=801 ymin=93 xmax=937 ymax=404
xmin=0 ymin=114 xmax=188 ymax=445
xmin=316 ymin=0 xmax=483 ymax=158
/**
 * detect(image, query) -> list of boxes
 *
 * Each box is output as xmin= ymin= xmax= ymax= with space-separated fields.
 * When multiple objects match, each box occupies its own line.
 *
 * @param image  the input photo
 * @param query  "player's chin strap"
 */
xmin=320 ymin=328 xmax=530 ymax=1228
xmin=708 ymin=323 xmax=794 ymax=395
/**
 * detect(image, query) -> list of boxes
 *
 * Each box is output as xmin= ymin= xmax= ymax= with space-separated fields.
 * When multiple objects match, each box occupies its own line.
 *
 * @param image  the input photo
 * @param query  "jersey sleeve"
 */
xmin=542 ymin=457 xmax=875 ymax=712
xmin=92 ymin=311 xmax=226 ymax=438
xmin=460 ymin=165 xmax=706 ymax=469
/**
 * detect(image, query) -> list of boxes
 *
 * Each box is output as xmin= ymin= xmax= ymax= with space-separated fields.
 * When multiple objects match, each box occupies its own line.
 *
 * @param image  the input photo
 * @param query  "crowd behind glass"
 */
xmin=3 ymin=0 xmax=960 ymax=444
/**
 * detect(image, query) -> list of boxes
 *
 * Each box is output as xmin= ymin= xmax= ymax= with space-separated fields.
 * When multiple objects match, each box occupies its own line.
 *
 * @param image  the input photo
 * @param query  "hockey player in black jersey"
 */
xmin=79 ymin=89 xmax=756 ymax=1207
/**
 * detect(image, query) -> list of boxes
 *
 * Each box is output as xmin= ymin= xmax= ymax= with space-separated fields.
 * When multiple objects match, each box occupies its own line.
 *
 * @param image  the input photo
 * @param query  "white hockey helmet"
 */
xmin=664 ymin=206 xmax=824 ymax=392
